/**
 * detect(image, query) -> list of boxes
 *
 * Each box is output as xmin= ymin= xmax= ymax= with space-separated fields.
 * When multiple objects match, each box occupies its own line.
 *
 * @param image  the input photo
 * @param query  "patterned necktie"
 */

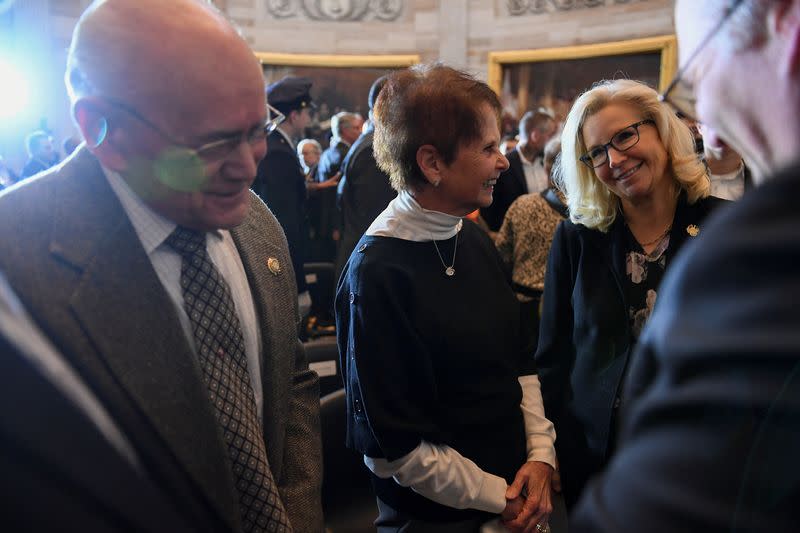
xmin=166 ymin=226 xmax=292 ymax=533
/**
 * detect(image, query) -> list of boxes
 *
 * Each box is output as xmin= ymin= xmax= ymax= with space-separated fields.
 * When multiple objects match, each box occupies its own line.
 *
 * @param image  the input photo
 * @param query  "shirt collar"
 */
xmin=102 ymin=166 xmax=222 ymax=254
xmin=516 ymin=145 xmax=541 ymax=166
xmin=275 ymin=126 xmax=296 ymax=150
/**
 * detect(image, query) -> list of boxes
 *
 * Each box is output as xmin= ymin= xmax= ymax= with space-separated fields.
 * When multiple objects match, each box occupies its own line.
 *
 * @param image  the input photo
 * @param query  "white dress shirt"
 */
xmin=517 ymin=146 xmax=549 ymax=195
xmin=709 ymin=163 xmax=746 ymax=201
xmin=104 ymin=168 xmax=265 ymax=418
xmin=364 ymin=190 xmax=556 ymax=513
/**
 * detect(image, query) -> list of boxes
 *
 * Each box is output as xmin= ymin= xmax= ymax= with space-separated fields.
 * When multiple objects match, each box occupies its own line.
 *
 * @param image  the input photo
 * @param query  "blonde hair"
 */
xmin=557 ymin=79 xmax=709 ymax=232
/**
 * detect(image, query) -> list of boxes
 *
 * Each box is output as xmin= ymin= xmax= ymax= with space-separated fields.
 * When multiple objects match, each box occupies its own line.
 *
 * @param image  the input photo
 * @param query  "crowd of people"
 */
xmin=2 ymin=0 xmax=798 ymax=532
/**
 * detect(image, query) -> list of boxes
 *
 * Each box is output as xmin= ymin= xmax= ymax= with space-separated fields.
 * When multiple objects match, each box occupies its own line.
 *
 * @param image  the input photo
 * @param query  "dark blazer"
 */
xmin=480 ymin=149 xmax=528 ymax=232
xmin=536 ymin=192 xmax=727 ymax=508
xmin=571 ymin=164 xmax=800 ymax=533
xmin=335 ymin=128 xmax=396 ymax=281
xmin=0 ymin=275 xmax=230 ymax=532
xmin=0 ymin=147 xmax=324 ymax=532
xmin=254 ymin=130 xmax=309 ymax=292
xmin=309 ymin=140 xmax=349 ymax=262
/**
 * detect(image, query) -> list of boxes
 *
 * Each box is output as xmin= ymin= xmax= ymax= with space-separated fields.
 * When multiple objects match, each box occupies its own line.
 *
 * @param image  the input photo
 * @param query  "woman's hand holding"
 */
xmin=501 ymin=461 xmax=554 ymax=532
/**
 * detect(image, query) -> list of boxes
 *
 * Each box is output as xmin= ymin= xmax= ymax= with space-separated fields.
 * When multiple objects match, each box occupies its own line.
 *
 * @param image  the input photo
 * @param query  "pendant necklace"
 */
xmin=431 ymin=230 xmax=459 ymax=277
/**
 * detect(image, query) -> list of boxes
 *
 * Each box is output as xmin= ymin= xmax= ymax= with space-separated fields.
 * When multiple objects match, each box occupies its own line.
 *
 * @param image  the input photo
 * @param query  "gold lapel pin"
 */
xmin=267 ymin=257 xmax=281 ymax=276
xmin=686 ymin=224 xmax=700 ymax=237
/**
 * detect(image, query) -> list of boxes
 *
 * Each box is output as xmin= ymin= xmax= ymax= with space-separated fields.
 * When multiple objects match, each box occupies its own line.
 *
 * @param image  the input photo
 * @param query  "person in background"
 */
xmin=334 ymin=75 xmax=397 ymax=283
xmin=0 ymin=1 xmax=323 ymax=530
xmin=481 ymin=108 xmax=557 ymax=232
xmin=495 ymin=136 xmax=567 ymax=357
xmin=500 ymin=135 xmax=519 ymax=155
xmin=62 ymin=135 xmax=82 ymax=158
xmin=298 ymin=138 xmax=322 ymax=180
xmin=572 ymin=1 xmax=800 ymax=530
xmin=699 ymin=122 xmax=751 ymax=200
xmin=311 ymin=112 xmax=362 ymax=263
xmin=20 ymin=130 xmax=57 ymax=178
xmin=253 ymin=76 xmax=315 ymax=317
xmin=336 ymin=64 xmax=556 ymax=533
xmin=0 ymin=155 xmax=18 ymax=189
xmin=536 ymin=79 xmax=726 ymax=510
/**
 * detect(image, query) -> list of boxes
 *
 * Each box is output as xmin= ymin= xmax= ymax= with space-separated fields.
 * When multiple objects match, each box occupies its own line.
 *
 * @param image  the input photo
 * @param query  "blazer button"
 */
xmin=613 ymin=397 xmax=621 ymax=409
xmin=349 ymin=292 xmax=357 ymax=304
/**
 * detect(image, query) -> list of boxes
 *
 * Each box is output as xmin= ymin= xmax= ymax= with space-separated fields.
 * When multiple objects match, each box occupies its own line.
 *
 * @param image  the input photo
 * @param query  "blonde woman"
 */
xmin=535 ymin=79 xmax=727 ymax=508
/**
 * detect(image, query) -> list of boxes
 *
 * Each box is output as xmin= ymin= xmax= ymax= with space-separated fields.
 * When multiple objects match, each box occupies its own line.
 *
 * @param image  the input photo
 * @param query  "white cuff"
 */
xmin=519 ymin=374 xmax=557 ymax=468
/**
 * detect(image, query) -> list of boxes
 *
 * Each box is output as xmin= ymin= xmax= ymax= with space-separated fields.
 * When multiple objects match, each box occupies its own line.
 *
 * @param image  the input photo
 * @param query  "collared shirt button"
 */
xmin=358 ymin=243 xmax=367 ymax=253
xmin=349 ymin=292 xmax=357 ymax=304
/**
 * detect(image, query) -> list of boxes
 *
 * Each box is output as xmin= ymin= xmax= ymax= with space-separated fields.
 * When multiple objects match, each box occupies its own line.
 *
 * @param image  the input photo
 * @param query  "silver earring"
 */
xmin=432 ymin=179 xmax=440 ymax=187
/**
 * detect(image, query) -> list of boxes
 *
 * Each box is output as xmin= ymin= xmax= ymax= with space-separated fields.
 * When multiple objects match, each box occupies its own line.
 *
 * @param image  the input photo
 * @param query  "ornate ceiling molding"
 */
xmin=506 ymin=0 xmax=648 ymax=16
xmin=266 ymin=0 xmax=404 ymax=22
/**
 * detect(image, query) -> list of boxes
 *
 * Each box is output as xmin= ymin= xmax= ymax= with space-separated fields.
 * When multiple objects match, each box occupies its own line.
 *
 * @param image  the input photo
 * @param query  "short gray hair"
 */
xmin=331 ymin=112 xmax=361 ymax=140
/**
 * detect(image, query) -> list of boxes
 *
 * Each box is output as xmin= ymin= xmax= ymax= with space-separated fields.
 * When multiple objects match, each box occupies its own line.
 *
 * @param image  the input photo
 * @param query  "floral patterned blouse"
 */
xmin=625 ymin=226 xmax=670 ymax=340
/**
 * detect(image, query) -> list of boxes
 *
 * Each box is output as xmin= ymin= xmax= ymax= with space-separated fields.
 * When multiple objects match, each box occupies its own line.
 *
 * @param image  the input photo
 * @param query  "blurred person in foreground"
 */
xmin=536 ymin=79 xmax=726 ymax=509
xmin=336 ymin=64 xmax=556 ymax=533
xmin=572 ymin=1 xmax=800 ymax=531
xmin=0 ymin=0 xmax=323 ymax=531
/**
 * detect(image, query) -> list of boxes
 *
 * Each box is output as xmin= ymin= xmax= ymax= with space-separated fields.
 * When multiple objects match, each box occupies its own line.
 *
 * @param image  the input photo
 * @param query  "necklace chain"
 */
xmin=431 ymin=231 xmax=458 ymax=277
xmin=637 ymin=225 xmax=672 ymax=248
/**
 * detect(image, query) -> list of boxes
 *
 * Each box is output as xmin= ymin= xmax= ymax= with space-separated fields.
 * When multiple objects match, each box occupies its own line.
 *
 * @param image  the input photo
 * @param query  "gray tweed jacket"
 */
xmin=0 ymin=147 xmax=323 ymax=532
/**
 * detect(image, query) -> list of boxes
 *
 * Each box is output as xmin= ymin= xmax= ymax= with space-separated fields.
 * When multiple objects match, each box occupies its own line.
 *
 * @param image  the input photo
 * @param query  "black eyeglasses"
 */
xmin=659 ymin=0 xmax=745 ymax=121
xmin=580 ymin=119 xmax=655 ymax=168
xmin=101 ymin=97 xmax=285 ymax=162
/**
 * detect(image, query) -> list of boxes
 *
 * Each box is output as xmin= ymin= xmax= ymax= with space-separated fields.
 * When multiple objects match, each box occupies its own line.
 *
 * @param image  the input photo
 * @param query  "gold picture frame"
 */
xmin=253 ymin=52 xmax=420 ymax=69
xmin=254 ymin=52 xmax=420 ymax=145
xmin=488 ymin=36 xmax=677 ymax=125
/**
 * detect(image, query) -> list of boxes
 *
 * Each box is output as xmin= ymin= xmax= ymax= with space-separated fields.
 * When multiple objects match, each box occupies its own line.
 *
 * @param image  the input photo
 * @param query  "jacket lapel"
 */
xmin=49 ymin=149 xmax=240 ymax=531
xmin=230 ymin=194 xmax=295 ymax=478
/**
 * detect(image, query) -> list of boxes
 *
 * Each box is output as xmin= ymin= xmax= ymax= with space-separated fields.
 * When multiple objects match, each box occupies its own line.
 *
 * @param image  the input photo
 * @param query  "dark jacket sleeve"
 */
xmin=335 ymin=246 xmax=441 ymax=461
xmin=535 ymin=220 xmax=577 ymax=423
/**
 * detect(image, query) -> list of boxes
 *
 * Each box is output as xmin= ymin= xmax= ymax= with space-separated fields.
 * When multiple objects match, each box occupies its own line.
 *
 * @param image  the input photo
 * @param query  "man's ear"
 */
xmin=416 ymin=144 xmax=443 ymax=187
xmin=73 ymin=98 xmax=128 ymax=171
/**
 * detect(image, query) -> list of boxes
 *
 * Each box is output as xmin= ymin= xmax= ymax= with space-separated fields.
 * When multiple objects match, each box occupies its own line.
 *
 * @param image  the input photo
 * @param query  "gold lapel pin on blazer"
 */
xmin=686 ymin=224 xmax=700 ymax=237
xmin=267 ymin=257 xmax=281 ymax=276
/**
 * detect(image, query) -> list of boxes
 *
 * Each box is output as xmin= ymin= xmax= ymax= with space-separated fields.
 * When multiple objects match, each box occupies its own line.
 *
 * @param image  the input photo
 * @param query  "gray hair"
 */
xmin=330 ymin=112 xmax=361 ymax=141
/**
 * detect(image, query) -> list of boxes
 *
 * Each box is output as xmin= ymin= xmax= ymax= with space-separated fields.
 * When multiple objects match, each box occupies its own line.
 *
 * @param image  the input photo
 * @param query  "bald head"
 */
xmin=65 ymin=0 xmax=269 ymax=231
xmin=67 ymin=0 xmax=262 ymax=119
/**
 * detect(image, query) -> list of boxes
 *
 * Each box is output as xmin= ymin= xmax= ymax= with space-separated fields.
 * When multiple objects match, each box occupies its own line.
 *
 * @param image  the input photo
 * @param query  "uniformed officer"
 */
xmin=253 ymin=76 xmax=315 ymax=315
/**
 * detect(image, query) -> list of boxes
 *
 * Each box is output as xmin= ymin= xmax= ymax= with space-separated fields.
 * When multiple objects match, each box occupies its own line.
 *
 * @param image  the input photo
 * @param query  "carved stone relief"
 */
xmin=506 ymin=0 xmax=649 ymax=16
xmin=265 ymin=0 xmax=404 ymax=21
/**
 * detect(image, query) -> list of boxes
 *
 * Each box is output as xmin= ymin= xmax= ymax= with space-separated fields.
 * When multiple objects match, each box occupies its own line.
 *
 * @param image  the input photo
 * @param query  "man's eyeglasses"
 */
xmin=580 ymin=119 xmax=655 ymax=169
xmin=659 ymin=0 xmax=745 ymax=121
xmin=102 ymin=97 xmax=285 ymax=162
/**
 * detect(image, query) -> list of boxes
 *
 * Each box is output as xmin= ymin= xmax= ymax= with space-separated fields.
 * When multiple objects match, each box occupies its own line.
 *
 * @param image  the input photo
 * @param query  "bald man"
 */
xmin=0 ymin=1 xmax=323 ymax=532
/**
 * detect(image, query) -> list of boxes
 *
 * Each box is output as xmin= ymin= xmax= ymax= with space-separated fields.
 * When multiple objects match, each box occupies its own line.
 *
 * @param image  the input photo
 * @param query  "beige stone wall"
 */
xmin=0 ymin=0 xmax=675 ymax=167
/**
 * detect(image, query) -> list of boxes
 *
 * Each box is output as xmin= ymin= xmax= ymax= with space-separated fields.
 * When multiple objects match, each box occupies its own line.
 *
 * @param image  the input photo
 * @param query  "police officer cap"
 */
xmin=267 ymin=76 xmax=315 ymax=114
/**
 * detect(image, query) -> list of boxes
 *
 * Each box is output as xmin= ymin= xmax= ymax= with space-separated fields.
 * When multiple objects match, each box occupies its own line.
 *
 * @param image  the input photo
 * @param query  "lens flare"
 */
xmin=0 ymin=58 xmax=29 ymax=120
